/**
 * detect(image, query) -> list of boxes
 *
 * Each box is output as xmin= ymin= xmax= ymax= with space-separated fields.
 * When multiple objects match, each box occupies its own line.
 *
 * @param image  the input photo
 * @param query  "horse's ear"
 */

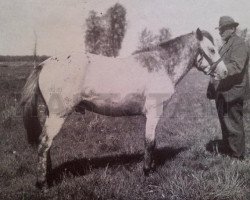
xmin=196 ymin=28 xmax=203 ymax=41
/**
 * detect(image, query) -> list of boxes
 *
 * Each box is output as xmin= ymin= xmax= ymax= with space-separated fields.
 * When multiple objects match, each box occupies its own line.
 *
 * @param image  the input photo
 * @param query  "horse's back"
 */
xmin=83 ymin=54 xmax=149 ymax=94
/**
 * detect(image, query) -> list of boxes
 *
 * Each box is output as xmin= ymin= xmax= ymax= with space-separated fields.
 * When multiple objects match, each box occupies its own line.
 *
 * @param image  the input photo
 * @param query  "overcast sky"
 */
xmin=1 ymin=0 xmax=250 ymax=56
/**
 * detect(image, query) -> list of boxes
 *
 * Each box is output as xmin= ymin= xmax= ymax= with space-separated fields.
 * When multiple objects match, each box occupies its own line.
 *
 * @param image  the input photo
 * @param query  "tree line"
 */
xmin=0 ymin=55 xmax=49 ymax=62
xmin=2 ymin=3 xmax=249 ymax=62
xmin=85 ymin=3 xmax=172 ymax=57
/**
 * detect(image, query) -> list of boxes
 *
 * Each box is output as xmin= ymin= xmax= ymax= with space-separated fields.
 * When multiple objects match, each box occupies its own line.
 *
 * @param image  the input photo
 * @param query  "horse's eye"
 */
xmin=209 ymin=48 xmax=215 ymax=54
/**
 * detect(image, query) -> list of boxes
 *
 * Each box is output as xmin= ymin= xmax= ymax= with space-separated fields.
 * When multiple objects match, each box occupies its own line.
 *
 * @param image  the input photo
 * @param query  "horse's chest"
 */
xmin=146 ymin=72 xmax=175 ymax=101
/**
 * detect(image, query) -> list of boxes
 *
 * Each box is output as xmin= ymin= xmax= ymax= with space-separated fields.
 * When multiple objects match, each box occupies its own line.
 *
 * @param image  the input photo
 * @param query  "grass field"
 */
xmin=0 ymin=61 xmax=249 ymax=200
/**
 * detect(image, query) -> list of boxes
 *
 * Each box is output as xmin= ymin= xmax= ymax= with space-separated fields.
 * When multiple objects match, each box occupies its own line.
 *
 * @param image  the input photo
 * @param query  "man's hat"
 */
xmin=216 ymin=16 xmax=239 ymax=30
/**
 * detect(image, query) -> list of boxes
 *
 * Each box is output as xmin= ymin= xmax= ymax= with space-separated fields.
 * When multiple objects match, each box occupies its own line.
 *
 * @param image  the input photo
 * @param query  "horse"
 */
xmin=21 ymin=28 xmax=228 ymax=189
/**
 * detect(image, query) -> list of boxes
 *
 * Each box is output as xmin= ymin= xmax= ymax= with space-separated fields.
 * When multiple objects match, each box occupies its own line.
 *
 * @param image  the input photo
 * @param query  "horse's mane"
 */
xmin=132 ymin=32 xmax=193 ymax=55
xmin=132 ymin=30 xmax=214 ymax=55
xmin=159 ymin=33 xmax=194 ymax=49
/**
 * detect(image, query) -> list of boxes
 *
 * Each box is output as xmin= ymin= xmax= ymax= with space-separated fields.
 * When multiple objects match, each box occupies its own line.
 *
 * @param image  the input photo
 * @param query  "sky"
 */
xmin=1 ymin=0 xmax=250 ymax=56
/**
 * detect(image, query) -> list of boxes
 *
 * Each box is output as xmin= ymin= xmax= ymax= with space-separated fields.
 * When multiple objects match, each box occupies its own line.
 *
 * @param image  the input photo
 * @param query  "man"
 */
xmin=206 ymin=16 xmax=249 ymax=160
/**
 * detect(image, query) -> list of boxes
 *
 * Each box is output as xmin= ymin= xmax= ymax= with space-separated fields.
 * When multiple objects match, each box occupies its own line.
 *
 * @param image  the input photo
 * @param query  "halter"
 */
xmin=195 ymin=47 xmax=224 ymax=76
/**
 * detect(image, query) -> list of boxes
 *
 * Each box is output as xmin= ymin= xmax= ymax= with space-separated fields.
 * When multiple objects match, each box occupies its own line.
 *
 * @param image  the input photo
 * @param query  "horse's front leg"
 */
xmin=36 ymin=115 xmax=65 ymax=190
xmin=143 ymin=107 xmax=161 ymax=176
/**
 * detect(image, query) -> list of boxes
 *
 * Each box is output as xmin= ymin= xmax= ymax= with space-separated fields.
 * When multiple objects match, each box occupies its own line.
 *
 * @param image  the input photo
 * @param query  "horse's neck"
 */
xmin=171 ymin=50 xmax=195 ymax=86
xmin=162 ymin=34 xmax=198 ymax=86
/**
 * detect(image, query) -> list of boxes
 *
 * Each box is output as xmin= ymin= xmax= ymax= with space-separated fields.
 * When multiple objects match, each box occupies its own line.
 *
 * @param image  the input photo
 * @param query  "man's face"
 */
xmin=219 ymin=26 xmax=235 ymax=41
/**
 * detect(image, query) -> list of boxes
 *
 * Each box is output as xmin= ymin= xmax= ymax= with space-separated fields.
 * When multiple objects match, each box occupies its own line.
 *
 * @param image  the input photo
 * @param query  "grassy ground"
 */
xmin=0 ymin=62 xmax=249 ymax=200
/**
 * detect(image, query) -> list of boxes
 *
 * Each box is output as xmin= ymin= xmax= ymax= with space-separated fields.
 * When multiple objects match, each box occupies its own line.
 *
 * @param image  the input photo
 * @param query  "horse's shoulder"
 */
xmin=145 ymin=71 xmax=174 ymax=94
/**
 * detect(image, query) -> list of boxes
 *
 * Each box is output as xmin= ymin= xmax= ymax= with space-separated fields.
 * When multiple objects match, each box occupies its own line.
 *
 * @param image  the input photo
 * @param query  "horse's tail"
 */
xmin=20 ymin=63 xmax=44 ymax=147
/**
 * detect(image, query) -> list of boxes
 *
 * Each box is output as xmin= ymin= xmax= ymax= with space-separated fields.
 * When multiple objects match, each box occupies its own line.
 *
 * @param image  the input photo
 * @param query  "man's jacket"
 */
xmin=207 ymin=33 xmax=250 ymax=102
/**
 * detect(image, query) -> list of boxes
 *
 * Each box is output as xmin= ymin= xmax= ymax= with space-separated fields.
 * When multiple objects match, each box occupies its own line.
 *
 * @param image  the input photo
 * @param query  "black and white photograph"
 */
xmin=0 ymin=0 xmax=249 ymax=199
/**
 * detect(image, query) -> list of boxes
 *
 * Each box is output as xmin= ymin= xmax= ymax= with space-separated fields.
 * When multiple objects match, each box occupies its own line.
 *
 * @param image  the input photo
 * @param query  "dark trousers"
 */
xmin=216 ymin=97 xmax=245 ymax=158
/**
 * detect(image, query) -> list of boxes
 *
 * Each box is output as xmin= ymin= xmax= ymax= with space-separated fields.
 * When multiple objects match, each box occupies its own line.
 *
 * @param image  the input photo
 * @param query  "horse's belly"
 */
xmin=80 ymin=93 xmax=146 ymax=116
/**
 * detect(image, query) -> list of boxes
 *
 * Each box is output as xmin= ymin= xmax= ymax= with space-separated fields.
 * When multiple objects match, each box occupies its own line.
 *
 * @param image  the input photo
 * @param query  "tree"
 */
xmin=85 ymin=11 xmax=105 ymax=55
xmin=138 ymin=28 xmax=158 ymax=50
xmin=137 ymin=27 xmax=171 ymax=50
xmin=158 ymin=28 xmax=171 ymax=43
xmin=84 ymin=4 xmax=127 ymax=57
xmin=135 ymin=27 xmax=172 ymax=72
xmin=104 ymin=3 xmax=127 ymax=57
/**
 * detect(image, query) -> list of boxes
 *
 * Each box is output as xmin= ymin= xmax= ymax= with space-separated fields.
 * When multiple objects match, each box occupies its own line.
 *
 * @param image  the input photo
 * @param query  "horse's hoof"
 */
xmin=151 ymin=166 xmax=156 ymax=173
xmin=143 ymin=168 xmax=150 ymax=176
xmin=36 ymin=180 xmax=48 ymax=191
xmin=143 ymin=164 xmax=156 ymax=176
xmin=143 ymin=167 xmax=154 ymax=176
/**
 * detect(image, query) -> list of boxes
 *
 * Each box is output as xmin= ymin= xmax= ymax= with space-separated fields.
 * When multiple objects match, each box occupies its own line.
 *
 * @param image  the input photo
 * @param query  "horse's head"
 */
xmin=195 ymin=28 xmax=228 ymax=80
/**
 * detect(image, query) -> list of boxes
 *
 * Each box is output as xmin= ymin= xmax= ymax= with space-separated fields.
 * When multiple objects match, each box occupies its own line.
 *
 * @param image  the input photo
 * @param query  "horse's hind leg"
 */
xmin=143 ymin=107 xmax=161 ymax=175
xmin=75 ymin=101 xmax=86 ymax=114
xmin=36 ymin=115 xmax=65 ymax=189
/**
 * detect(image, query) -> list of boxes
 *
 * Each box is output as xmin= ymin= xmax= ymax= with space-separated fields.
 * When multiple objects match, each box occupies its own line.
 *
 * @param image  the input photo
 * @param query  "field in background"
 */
xmin=0 ymin=61 xmax=249 ymax=200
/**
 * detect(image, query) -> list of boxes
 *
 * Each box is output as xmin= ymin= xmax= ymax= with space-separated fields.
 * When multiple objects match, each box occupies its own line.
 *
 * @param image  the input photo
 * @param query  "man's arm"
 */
xmin=226 ymin=42 xmax=248 ymax=76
